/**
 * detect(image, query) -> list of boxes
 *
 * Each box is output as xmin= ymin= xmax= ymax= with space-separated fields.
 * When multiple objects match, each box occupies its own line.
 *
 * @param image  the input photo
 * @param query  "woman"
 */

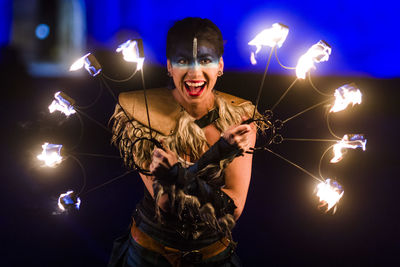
xmin=109 ymin=17 xmax=261 ymax=266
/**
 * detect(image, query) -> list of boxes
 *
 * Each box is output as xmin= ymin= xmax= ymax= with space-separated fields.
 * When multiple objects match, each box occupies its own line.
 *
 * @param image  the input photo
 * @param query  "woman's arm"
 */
xmin=222 ymin=124 xmax=257 ymax=220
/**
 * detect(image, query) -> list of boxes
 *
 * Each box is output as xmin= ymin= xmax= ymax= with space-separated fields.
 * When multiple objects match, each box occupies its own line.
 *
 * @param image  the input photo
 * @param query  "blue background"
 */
xmin=1 ymin=0 xmax=400 ymax=78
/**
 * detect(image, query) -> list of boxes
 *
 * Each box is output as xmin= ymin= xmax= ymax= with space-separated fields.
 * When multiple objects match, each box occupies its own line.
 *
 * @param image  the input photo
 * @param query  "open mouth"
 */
xmin=184 ymin=80 xmax=206 ymax=96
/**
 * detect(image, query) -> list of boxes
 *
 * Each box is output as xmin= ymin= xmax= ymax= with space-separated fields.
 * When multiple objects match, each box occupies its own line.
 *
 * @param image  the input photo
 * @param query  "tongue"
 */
xmin=187 ymin=86 xmax=203 ymax=96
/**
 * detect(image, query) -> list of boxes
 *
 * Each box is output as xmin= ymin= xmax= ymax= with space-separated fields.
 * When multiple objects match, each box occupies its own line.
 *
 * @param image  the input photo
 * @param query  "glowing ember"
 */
xmin=330 ymin=83 xmax=362 ymax=113
xmin=37 ymin=143 xmax=63 ymax=167
xmin=58 ymin=190 xmax=81 ymax=211
xmin=295 ymin=40 xmax=331 ymax=79
xmin=331 ymin=134 xmax=367 ymax=163
xmin=248 ymin=23 xmax=289 ymax=65
xmin=116 ymin=39 xmax=145 ymax=70
xmin=316 ymin=179 xmax=344 ymax=213
xmin=48 ymin=91 xmax=76 ymax=117
xmin=69 ymin=53 xmax=102 ymax=76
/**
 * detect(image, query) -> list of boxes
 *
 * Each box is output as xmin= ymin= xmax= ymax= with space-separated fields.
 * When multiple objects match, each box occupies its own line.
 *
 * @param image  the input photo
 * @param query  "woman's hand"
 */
xmin=222 ymin=123 xmax=254 ymax=153
xmin=149 ymin=147 xmax=178 ymax=178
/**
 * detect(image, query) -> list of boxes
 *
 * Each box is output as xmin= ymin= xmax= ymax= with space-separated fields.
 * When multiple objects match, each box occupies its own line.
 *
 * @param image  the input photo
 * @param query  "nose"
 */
xmin=187 ymin=62 xmax=202 ymax=77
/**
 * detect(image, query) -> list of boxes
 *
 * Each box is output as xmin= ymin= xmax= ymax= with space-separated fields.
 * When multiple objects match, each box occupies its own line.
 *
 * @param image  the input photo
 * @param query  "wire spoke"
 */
xmin=308 ymin=72 xmax=332 ymax=97
xmin=103 ymin=69 xmax=138 ymax=83
xmin=282 ymin=98 xmax=332 ymax=124
xmin=326 ymin=112 xmax=341 ymax=139
xmin=80 ymin=170 xmax=134 ymax=196
xmin=274 ymin=48 xmax=296 ymax=70
xmin=68 ymin=155 xmax=87 ymax=195
xmin=69 ymin=112 xmax=85 ymax=151
xmin=252 ymin=46 xmax=275 ymax=119
xmin=99 ymin=75 xmax=138 ymax=133
xmin=75 ymin=81 xmax=104 ymax=109
xmin=72 ymin=152 xmax=121 ymax=159
xmin=265 ymin=148 xmax=323 ymax=182
xmin=75 ymin=108 xmax=113 ymax=135
xmin=140 ymin=67 xmax=153 ymax=139
xmin=318 ymin=144 xmax=335 ymax=180
xmin=270 ymin=78 xmax=298 ymax=111
xmin=283 ymin=138 xmax=339 ymax=142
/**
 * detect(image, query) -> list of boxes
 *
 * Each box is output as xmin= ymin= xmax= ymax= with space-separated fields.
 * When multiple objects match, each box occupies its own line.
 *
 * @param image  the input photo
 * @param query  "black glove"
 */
xmin=161 ymin=162 xmax=236 ymax=215
xmin=156 ymin=136 xmax=241 ymax=186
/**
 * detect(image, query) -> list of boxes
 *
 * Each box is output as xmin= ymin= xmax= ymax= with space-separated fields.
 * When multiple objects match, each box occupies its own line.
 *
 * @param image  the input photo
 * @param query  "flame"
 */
xmin=48 ymin=91 xmax=76 ymax=117
xmin=295 ymin=40 xmax=331 ymax=79
xmin=69 ymin=53 xmax=90 ymax=71
xmin=116 ymin=40 xmax=145 ymax=70
xmin=37 ymin=143 xmax=63 ymax=167
xmin=330 ymin=83 xmax=362 ymax=113
xmin=58 ymin=190 xmax=81 ymax=211
xmin=316 ymin=179 xmax=344 ymax=213
xmin=248 ymin=23 xmax=289 ymax=65
xmin=69 ymin=53 xmax=102 ymax=76
xmin=331 ymin=134 xmax=367 ymax=163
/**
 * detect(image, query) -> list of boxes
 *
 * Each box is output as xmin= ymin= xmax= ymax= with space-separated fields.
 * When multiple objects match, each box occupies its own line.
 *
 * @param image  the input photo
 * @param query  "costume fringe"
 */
xmin=110 ymin=92 xmax=267 ymax=239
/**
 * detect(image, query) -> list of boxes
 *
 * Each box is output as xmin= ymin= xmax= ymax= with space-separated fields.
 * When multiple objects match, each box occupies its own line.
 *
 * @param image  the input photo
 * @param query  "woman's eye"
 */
xmin=200 ymin=58 xmax=212 ymax=65
xmin=177 ymin=59 xmax=187 ymax=65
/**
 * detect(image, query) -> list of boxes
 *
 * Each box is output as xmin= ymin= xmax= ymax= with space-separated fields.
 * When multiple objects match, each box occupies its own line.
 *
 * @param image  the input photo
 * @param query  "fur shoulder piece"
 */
xmin=118 ymin=88 xmax=252 ymax=136
xmin=118 ymin=88 xmax=182 ymax=136
xmin=214 ymin=91 xmax=251 ymax=107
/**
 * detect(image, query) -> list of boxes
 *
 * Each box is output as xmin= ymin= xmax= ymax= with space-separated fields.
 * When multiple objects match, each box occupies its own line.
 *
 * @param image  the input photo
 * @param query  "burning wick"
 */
xmin=296 ymin=40 xmax=331 ymax=79
xmin=330 ymin=83 xmax=362 ymax=113
xmin=248 ymin=23 xmax=289 ymax=65
xmin=58 ymin=190 xmax=81 ymax=211
xmin=317 ymin=179 xmax=344 ymax=213
xmin=69 ymin=53 xmax=102 ymax=76
xmin=116 ymin=39 xmax=145 ymax=70
xmin=37 ymin=143 xmax=63 ymax=167
xmin=316 ymin=179 xmax=344 ymax=213
xmin=48 ymin=91 xmax=76 ymax=117
xmin=331 ymin=134 xmax=367 ymax=163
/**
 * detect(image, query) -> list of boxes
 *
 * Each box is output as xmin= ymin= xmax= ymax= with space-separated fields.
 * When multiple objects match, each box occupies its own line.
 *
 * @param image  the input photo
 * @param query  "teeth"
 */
xmin=185 ymin=81 xmax=205 ymax=87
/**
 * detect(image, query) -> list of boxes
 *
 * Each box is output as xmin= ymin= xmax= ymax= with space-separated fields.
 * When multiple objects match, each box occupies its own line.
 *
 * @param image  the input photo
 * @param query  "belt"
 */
xmin=130 ymin=219 xmax=230 ymax=266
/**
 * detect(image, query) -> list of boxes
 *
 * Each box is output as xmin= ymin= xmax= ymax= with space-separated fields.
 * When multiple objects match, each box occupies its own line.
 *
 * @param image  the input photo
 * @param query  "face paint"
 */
xmin=193 ymin=37 xmax=198 ymax=60
xmin=170 ymin=39 xmax=220 ymax=70
xmin=168 ymin=39 xmax=223 ymax=102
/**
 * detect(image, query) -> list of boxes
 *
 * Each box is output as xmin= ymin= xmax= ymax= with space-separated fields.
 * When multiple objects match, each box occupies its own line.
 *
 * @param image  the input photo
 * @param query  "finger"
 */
xmin=233 ymin=124 xmax=251 ymax=135
xmin=149 ymin=162 xmax=155 ymax=172
xmin=153 ymin=148 xmax=168 ymax=159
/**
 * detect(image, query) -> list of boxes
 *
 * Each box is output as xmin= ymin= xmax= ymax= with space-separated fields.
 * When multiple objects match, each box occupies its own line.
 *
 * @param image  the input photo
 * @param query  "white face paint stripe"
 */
xmin=193 ymin=37 xmax=198 ymax=60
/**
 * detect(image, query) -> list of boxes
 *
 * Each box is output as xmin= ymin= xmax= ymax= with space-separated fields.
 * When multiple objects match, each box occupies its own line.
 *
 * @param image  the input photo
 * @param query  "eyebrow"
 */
xmin=172 ymin=52 xmax=218 ymax=60
xmin=173 ymin=52 xmax=192 ymax=58
xmin=197 ymin=53 xmax=216 ymax=58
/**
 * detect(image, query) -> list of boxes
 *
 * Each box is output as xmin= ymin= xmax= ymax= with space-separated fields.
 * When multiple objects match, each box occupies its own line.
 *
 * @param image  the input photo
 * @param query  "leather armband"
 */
xmin=188 ymin=137 xmax=242 ymax=174
xmin=156 ymin=162 xmax=236 ymax=215
xmin=156 ymin=137 xmax=241 ymax=186
xmin=185 ymin=173 xmax=237 ymax=216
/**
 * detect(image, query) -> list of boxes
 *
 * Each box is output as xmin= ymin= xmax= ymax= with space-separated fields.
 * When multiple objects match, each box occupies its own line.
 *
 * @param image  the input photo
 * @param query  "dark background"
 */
xmin=1 ymin=0 xmax=400 ymax=265
xmin=1 ymin=48 xmax=399 ymax=266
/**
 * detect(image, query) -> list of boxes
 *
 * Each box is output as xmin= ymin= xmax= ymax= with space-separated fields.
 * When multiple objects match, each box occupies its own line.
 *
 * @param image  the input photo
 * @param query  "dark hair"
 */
xmin=166 ymin=17 xmax=224 ymax=59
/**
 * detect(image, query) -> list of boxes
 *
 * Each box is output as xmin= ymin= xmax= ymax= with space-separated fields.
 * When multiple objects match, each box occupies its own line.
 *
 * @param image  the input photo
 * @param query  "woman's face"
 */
xmin=167 ymin=38 xmax=224 ymax=105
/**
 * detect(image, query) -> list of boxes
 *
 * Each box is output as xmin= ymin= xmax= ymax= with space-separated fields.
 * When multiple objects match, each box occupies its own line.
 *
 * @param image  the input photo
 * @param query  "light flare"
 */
xmin=69 ymin=53 xmax=102 ymax=76
xmin=116 ymin=40 xmax=145 ymax=70
xmin=331 ymin=134 xmax=367 ymax=163
xmin=58 ymin=190 xmax=81 ymax=211
xmin=37 ymin=143 xmax=63 ymax=167
xmin=330 ymin=83 xmax=362 ymax=113
xmin=316 ymin=178 xmax=344 ymax=213
xmin=48 ymin=91 xmax=76 ymax=117
xmin=248 ymin=23 xmax=289 ymax=65
xmin=296 ymin=40 xmax=331 ymax=79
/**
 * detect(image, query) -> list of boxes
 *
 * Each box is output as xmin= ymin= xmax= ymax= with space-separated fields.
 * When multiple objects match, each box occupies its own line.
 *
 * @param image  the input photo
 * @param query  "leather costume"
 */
xmin=109 ymin=88 xmax=255 ymax=266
